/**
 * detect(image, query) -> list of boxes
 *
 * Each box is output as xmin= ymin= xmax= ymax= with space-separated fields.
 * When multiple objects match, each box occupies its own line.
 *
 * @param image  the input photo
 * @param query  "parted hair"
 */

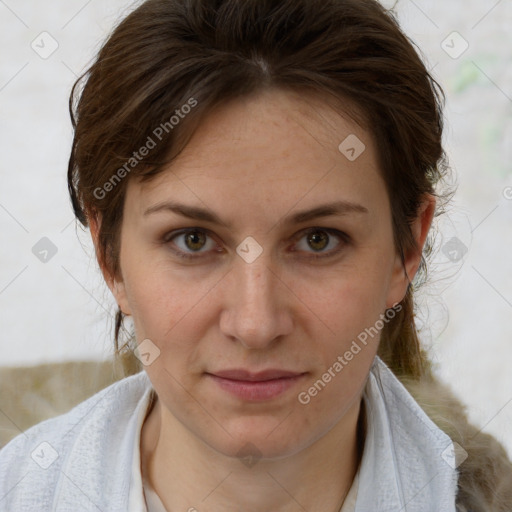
xmin=66 ymin=1 xmax=512 ymax=509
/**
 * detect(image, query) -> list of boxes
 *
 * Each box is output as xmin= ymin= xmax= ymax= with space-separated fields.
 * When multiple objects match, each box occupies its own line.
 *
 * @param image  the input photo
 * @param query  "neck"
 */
xmin=141 ymin=394 xmax=366 ymax=512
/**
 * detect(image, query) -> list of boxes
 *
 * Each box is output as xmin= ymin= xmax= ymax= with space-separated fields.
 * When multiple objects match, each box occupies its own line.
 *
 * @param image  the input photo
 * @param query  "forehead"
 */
xmin=124 ymin=88 xmax=384 ymax=222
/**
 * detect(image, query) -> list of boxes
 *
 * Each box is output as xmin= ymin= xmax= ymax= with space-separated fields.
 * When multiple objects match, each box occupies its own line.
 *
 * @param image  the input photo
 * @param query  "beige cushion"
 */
xmin=0 ymin=360 xmax=129 ymax=448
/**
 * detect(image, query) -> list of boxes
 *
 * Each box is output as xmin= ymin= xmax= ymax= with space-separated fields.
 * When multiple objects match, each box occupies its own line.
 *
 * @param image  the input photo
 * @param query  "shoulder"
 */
xmin=0 ymin=371 xmax=152 ymax=511
xmin=397 ymin=365 xmax=512 ymax=512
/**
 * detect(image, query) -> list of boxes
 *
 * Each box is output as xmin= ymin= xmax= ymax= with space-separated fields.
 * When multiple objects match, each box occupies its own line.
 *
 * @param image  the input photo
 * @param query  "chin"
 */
xmin=204 ymin=417 xmax=311 ymax=461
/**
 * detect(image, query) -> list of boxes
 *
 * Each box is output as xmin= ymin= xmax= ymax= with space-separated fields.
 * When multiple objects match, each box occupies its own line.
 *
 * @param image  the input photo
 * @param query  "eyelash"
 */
xmin=162 ymin=227 xmax=350 ymax=261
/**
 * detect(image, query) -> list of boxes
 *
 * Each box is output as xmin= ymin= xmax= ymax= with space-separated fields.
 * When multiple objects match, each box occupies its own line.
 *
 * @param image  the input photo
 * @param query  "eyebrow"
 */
xmin=143 ymin=200 xmax=368 ymax=227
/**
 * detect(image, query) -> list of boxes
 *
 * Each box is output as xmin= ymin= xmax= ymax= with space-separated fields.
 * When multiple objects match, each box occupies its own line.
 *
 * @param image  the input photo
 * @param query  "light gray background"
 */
xmin=1 ymin=0 xmax=511 ymax=458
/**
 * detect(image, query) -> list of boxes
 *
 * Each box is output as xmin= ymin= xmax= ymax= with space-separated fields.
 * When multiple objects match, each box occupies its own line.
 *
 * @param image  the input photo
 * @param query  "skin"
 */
xmin=90 ymin=87 xmax=435 ymax=512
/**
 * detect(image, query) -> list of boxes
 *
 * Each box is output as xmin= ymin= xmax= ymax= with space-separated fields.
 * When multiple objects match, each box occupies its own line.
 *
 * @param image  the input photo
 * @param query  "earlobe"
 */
xmin=88 ymin=211 xmax=106 ymax=280
xmin=112 ymin=280 xmax=132 ymax=317
xmin=386 ymin=194 xmax=436 ymax=308
xmin=88 ymin=210 xmax=132 ymax=316
xmin=405 ymin=194 xmax=436 ymax=280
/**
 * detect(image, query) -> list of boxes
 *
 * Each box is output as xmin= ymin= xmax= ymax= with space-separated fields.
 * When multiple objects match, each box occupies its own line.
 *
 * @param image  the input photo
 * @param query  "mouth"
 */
xmin=205 ymin=368 xmax=308 ymax=401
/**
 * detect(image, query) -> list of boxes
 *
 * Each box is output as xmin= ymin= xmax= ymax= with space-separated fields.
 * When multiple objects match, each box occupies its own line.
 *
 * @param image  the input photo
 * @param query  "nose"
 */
xmin=219 ymin=254 xmax=293 ymax=350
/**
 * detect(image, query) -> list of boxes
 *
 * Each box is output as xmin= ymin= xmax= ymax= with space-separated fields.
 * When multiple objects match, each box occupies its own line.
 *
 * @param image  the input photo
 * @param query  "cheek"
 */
xmin=289 ymin=277 xmax=383 ymax=444
xmin=120 ymin=255 xmax=216 ymax=341
xmin=297 ymin=260 xmax=393 ymax=343
xmin=293 ymin=257 xmax=393 ymax=391
xmin=304 ymin=283 xmax=382 ymax=395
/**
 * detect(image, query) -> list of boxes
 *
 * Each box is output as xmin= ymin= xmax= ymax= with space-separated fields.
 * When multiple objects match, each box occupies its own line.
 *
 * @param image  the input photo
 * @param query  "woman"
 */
xmin=1 ymin=0 xmax=511 ymax=510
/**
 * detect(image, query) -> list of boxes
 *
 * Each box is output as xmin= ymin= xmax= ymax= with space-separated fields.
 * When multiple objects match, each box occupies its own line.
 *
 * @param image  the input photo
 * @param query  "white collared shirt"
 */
xmin=0 ymin=356 xmax=458 ymax=511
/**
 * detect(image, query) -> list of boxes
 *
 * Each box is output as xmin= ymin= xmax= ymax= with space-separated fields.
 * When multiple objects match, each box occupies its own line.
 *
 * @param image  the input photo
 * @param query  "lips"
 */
xmin=205 ymin=368 xmax=308 ymax=401
xmin=208 ymin=369 xmax=306 ymax=381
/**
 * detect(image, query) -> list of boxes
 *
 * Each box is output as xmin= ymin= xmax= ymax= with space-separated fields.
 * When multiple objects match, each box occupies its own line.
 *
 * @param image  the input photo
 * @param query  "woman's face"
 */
xmin=107 ymin=88 xmax=417 ymax=460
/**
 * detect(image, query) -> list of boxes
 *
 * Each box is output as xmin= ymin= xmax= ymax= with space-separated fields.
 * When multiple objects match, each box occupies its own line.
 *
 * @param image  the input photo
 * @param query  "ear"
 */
xmin=88 ymin=211 xmax=132 ymax=316
xmin=386 ymin=194 xmax=436 ymax=308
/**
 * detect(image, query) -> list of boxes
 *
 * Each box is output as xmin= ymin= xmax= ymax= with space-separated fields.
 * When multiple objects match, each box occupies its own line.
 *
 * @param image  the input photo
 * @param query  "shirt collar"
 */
xmin=355 ymin=356 xmax=459 ymax=511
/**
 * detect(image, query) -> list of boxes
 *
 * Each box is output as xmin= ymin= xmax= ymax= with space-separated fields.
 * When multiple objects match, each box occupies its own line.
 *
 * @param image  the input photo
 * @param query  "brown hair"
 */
xmin=68 ymin=0 xmax=448 ymax=379
xmin=67 ymin=1 xmax=512 ymax=508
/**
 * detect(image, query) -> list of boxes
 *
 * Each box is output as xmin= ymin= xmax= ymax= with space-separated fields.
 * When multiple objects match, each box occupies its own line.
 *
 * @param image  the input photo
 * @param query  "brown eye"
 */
xmin=292 ymin=228 xmax=349 ymax=260
xmin=184 ymin=230 xmax=207 ymax=251
xmin=164 ymin=228 xmax=219 ymax=260
xmin=307 ymin=231 xmax=330 ymax=251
